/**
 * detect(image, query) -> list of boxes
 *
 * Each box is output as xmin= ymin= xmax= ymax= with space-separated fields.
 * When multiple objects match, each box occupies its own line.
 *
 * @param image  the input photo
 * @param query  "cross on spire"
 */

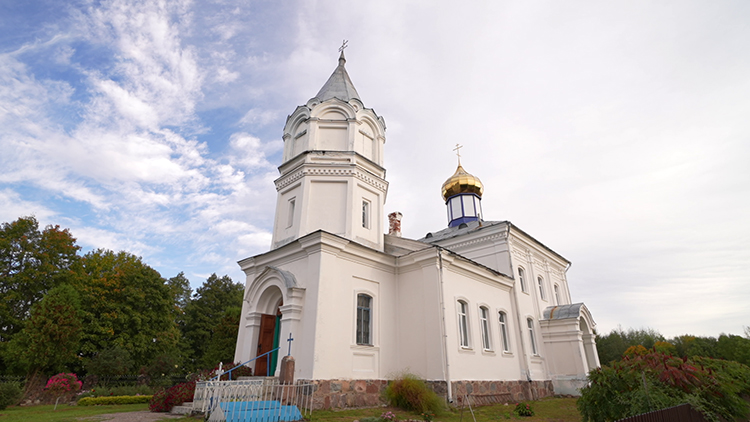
xmin=453 ymin=143 xmax=463 ymax=165
xmin=339 ymin=40 xmax=349 ymax=54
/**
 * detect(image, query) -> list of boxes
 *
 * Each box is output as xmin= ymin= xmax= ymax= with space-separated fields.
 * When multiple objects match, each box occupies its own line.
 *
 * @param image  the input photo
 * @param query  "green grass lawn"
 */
xmin=310 ymin=397 xmax=581 ymax=422
xmin=0 ymin=403 xmax=150 ymax=422
xmin=0 ymin=397 xmax=580 ymax=422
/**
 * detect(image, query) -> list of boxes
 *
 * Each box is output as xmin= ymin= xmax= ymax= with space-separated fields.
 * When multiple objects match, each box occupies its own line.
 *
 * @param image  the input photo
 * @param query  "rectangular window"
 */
xmin=499 ymin=312 xmax=510 ymax=352
xmin=518 ymin=267 xmax=527 ymax=293
xmin=527 ymin=318 xmax=538 ymax=355
xmin=458 ymin=301 xmax=469 ymax=348
xmin=362 ymin=200 xmax=370 ymax=229
xmin=287 ymin=198 xmax=296 ymax=228
xmin=480 ymin=306 xmax=491 ymax=350
xmin=538 ymin=277 xmax=546 ymax=300
xmin=554 ymin=284 xmax=561 ymax=305
xmin=356 ymin=294 xmax=372 ymax=345
xmin=462 ymin=195 xmax=476 ymax=216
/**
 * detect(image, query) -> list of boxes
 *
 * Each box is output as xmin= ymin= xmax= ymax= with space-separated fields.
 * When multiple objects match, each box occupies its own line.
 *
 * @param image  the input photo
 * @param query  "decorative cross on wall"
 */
xmin=287 ymin=333 xmax=294 ymax=356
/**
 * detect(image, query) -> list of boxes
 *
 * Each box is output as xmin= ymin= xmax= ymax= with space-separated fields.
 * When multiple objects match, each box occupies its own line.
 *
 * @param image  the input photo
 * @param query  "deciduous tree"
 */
xmin=0 ymin=217 xmax=80 ymax=344
xmin=5 ymin=284 xmax=82 ymax=376
xmin=74 ymin=250 xmax=180 ymax=370
xmin=182 ymin=274 xmax=243 ymax=370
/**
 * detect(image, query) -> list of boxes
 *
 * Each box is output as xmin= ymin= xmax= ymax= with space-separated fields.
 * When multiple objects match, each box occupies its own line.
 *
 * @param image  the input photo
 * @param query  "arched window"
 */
xmin=527 ymin=318 xmax=538 ymax=355
xmin=554 ymin=284 xmax=561 ymax=305
xmin=498 ymin=311 xmax=510 ymax=352
xmin=479 ymin=306 xmax=491 ymax=351
xmin=457 ymin=300 xmax=470 ymax=348
xmin=356 ymin=294 xmax=372 ymax=345
xmin=518 ymin=267 xmax=527 ymax=293
xmin=537 ymin=276 xmax=546 ymax=300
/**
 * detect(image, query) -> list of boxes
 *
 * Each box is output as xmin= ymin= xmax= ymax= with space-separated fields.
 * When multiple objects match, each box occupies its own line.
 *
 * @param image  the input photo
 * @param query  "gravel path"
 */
xmin=79 ymin=410 xmax=189 ymax=421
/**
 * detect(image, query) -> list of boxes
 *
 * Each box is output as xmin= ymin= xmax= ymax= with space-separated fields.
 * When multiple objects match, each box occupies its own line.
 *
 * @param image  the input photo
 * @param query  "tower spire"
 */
xmin=314 ymin=41 xmax=360 ymax=102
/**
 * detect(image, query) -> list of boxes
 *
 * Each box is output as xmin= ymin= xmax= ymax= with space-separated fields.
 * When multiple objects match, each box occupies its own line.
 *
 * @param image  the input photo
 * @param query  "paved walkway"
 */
xmin=80 ymin=410 xmax=188 ymax=421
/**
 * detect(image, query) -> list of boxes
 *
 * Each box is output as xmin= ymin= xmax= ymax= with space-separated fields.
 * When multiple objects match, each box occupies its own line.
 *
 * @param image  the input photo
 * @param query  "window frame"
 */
xmin=554 ymin=284 xmax=561 ymax=305
xmin=287 ymin=198 xmax=296 ymax=228
xmin=361 ymin=200 xmax=371 ymax=229
xmin=527 ymin=318 xmax=539 ymax=356
xmin=498 ymin=311 xmax=511 ymax=353
xmin=537 ymin=276 xmax=546 ymax=300
xmin=518 ymin=267 xmax=528 ymax=293
xmin=457 ymin=300 xmax=470 ymax=348
xmin=356 ymin=293 xmax=373 ymax=345
xmin=479 ymin=305 xmax=492 ymax=351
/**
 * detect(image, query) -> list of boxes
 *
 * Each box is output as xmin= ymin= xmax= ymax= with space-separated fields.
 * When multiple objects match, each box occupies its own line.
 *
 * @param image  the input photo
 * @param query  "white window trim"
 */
xmin=478 ymin=305 xmax=492 ymax=352
xmin=554 ymin=283 xmax=561 ymax=305
xmin=457 ymin=299 xmax=471 ymax=349
xmin=353 ymin=290 xmax=376 ymax=347
xmin=518 ymin=267 xmax=528 ymax=293
xmin=362 ymin=199 xmax=371 ymax=229
xmin=498 ymin=309 xmax=511 ymax=354
xmin=538 ymin=276 xmax=546 ymax=301
xmin=287 ymin=198 xmax=296 ymax=228
xmin=527 ymin=317 xmax=539 ymax=356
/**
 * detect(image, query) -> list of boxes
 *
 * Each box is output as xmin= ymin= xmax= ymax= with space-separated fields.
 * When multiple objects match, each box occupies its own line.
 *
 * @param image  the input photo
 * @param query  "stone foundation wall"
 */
xmin=300 ymin=378 xmax=554 ymax=410
xmin=300 ymin=379 xmax=389 ymax=409
xmin=451 ymin=380 xmax=554 ymax=405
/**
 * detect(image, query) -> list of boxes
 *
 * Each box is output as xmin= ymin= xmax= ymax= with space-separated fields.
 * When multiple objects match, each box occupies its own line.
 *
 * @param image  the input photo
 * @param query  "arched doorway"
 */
xmin=255 ymin=287 xmax=283 ymax=376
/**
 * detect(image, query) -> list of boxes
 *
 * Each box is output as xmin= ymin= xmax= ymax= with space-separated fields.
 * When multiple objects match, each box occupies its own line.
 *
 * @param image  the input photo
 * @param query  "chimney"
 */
xmin=388 ymin=212 xmax=403 ymax=237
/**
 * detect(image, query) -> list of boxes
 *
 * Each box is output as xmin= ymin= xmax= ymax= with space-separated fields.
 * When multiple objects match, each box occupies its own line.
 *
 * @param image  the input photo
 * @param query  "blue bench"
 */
xmin=218 ymin=400 xmax=303 ymax=422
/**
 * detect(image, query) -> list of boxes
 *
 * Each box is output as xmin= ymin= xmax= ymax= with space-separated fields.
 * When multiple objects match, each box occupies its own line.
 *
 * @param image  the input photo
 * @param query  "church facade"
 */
xmin=234 ymin=51 xmax=599 ymax=408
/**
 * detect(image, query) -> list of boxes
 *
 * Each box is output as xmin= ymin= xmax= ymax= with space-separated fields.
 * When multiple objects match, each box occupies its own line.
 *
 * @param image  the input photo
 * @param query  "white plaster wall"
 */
xmin=439 ymin=262 xmax=523 ymax=381
xmin=306 ymin=244 xmax=398 ymax=380
xmin=394 ymin=259 xmax=446 ymax=380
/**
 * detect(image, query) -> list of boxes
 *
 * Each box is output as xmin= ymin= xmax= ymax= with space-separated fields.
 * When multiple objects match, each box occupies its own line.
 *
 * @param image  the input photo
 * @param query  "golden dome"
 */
xmin=441 ymin=164 xmax=483 ymax=201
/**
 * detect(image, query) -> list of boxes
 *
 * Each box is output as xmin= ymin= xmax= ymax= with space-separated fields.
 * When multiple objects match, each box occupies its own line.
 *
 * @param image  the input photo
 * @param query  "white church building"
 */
xmin=234 ymin=51 xmax=599 ymax=408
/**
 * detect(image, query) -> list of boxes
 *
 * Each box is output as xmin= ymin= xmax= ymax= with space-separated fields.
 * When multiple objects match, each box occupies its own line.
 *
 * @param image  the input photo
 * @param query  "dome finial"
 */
xmin=338 ymin=39 xmax=348 ymax=65
xmin=453 ymin=143 xmax=463 ymax=166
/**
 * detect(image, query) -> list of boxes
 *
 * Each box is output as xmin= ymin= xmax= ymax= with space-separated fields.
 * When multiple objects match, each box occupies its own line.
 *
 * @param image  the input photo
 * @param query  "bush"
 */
xmin=513 ymin=402 xmax=534 ymax=417
xmin=0 ymin=382 xmax=22 ymax=410
xmin=45 ymin=373 xmax=83 ymax=396
xmin=85 ymin=384 xmax=154 ymax=398
xmin=577 ymin=351 xmax=750 ymax=422
xmin=148 ymin=381 xmax=196 ymax=412
xmin=384 ymin=373 xmax=443 ymax=414
xmin=78 ymin=395 xmax=152 ymax=406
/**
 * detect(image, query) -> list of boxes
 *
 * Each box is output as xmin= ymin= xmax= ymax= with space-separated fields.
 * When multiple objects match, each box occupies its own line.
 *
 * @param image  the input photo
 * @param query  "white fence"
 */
xmin=194 ymin=378 xmax=313 ymax=422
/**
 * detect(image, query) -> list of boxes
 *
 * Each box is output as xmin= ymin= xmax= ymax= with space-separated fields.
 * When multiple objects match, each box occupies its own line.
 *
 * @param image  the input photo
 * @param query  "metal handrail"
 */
xmin=211 ymin=347 xmax=281 ymax=381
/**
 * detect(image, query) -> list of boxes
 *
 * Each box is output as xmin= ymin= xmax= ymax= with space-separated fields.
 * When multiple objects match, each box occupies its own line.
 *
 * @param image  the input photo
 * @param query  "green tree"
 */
xmin=86 ymin=346 xmax=133 ymax=377
xmin=596 ymin=327 xmax=666 ymax=364
xmin=202 ymin=307 xmax=242 ymax=367
xmin=715 ymin=334 xmax=750 ymax=366
xmin=182 ymin=274 xmax=243 ymax=370
xmin=0 ymin=217 xmax=80 ymax=344
xmin=73 ymin=249 xmax=180 ymax=370
xmin=5 ymin=284 xmax=82 ymax=376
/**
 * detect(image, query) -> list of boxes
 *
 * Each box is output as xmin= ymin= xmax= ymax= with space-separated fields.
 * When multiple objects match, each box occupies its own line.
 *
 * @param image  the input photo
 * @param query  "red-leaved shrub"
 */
xmin=148 ymin=380 xmax=196 ymax=412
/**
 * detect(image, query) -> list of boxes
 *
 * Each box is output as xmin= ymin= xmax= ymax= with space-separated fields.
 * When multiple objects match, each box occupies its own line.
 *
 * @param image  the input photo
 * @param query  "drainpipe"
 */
xmin=436 ymin=247 xmax=453 ymax=403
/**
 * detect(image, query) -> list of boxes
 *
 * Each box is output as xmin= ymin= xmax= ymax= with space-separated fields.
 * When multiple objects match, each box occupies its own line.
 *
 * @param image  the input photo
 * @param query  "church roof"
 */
xmin=418 ymin=220 xmax=504 ymax=243
xmin=418 ymin=220 xmax=570 ymax=264
xmin=314 ymin=51 xmax=361 ymax=102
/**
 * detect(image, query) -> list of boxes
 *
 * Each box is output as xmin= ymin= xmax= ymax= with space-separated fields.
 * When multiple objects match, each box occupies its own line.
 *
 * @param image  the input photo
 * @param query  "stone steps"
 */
xmin=171 ymin=402 xmax=194 ymax=415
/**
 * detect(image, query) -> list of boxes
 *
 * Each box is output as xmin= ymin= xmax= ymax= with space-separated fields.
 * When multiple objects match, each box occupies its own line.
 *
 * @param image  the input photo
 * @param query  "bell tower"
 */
xmin=271 ymin=49 xmax=388 ymax=251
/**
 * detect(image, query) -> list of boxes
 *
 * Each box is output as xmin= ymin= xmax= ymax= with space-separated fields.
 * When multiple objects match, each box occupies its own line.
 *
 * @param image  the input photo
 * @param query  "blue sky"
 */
xmin=1 ymin=1 xmax=749 ymax=338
